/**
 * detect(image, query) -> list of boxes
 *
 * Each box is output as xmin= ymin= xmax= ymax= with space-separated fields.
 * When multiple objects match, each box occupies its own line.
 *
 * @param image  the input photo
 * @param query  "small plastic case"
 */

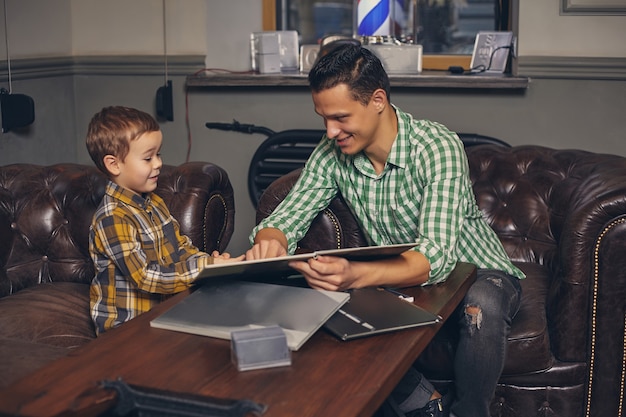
xmin=230 ymin=326 xmax=291 ymax=371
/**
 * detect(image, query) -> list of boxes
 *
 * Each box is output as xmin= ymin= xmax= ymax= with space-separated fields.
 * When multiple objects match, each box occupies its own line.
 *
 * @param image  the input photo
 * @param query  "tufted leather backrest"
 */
xmin=467 ymin=145 xmax=626 ymax=364
xmin=465 ymin=146 xmax=626 ymax=269
xmin=0 ymin=162 xmax=234 ymax=298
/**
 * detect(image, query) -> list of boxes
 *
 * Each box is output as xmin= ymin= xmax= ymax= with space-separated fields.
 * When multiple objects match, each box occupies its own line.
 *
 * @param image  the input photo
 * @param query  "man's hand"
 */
xmin=290 ymin=250 xmax=432 ymax=291
xmin=247 ymin=228 xmax=289 ymax=260
xmin=289 ymin=255 xmax=358 ymax=291
xmin=246 ymin=238 xmax=288 ymax=260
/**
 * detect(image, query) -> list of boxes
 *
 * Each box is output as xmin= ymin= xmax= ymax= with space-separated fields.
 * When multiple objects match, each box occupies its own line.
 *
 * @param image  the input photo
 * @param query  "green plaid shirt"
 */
xmin=89 ymin=181 xmax=213 ymax=334
xmin=252 ymin=106 xmax=524 ymax=284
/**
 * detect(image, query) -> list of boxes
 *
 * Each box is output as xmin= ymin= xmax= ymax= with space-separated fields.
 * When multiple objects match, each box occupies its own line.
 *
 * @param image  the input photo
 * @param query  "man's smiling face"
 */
xmin=312 ymin=83 xmax=381 ymax=156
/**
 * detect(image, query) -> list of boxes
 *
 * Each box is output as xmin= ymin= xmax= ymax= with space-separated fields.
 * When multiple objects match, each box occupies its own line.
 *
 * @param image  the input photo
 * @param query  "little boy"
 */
xmin=86 ymin=106 xmax=242 ymax=334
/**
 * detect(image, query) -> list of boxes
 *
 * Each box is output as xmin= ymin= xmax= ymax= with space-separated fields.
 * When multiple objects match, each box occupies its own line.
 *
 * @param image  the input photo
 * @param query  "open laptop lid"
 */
xmin=323 ymin=287 xmax=441 ymax=341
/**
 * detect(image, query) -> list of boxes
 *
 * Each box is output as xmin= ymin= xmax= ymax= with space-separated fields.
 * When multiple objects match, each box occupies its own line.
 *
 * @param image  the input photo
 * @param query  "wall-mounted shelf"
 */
xmin=186 ymin=71 xmax=529 ymax=90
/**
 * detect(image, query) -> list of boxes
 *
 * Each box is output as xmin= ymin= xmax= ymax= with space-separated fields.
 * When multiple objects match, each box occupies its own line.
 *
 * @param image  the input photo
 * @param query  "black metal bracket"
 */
xmin=205 ymin=120 xmax=275 ymax=137
xmin=101 ymin=378 xmax=267 ymax=417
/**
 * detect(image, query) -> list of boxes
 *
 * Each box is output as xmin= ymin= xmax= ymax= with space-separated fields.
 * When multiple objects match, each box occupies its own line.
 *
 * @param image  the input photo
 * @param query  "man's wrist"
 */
xmin=254 ymin=227 xmax=288 ymax=251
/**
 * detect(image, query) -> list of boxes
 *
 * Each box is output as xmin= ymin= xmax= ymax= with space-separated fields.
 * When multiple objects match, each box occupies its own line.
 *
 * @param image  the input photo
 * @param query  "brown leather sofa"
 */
xmin=256 ymin=145 xmax=626 ymax=417
xmin=0 ymin=162 xmax=235 ymax=389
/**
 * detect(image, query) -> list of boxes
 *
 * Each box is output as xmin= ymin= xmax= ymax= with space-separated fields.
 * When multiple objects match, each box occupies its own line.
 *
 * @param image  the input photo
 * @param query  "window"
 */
xmin=263 ymin=0 xmax=513 ymax=70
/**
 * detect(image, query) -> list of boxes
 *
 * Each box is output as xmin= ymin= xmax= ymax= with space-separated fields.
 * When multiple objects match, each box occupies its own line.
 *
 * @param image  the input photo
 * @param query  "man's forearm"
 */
xmin=352 ymin=250 xmax=431 ymax=288
xmin=248 ymin=227 xmax=290 ymax=259
xmin=254 ymin=227 xmax=288 ymax=248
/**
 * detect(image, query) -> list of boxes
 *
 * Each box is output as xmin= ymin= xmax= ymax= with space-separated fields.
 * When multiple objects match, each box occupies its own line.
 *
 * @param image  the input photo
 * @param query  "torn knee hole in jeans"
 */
xmin=464 ymin=305 xmax=482 ymax=331
xmin=487 ymin=277 xmax=503 ymax=287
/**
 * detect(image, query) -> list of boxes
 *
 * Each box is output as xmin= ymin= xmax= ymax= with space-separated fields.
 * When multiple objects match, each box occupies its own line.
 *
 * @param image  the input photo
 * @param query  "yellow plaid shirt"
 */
xmin=89 ymin=181 xmax=213 ymax=334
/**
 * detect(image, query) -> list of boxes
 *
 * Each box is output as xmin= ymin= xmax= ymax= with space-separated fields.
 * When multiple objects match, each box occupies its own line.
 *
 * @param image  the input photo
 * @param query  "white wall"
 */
xmin=2 ymin=1 xmax=625 ymax=62
xmin=204 ymin=1 xmax=263 ymax=71
xmin=0 ymin=0 xmax=207 ymax=59
xmin=71 ymin=0 xmax=207 ymax=56
xmin=518 ymin=0 xmax=626 ymax=57
xmin=1 ymin=0 xmax=73 ymax=58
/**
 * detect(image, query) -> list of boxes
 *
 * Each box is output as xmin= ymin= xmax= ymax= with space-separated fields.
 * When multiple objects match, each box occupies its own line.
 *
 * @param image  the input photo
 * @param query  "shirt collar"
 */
xmin=354 ymin=105 xmax=409 ymax=173
xmin=105 ymin=180 xmax=152 ymax=210
xmin=338 ymin=104 xmax=411 ymax=179
xmin=386 ymin=105 xmax=409 ymax=170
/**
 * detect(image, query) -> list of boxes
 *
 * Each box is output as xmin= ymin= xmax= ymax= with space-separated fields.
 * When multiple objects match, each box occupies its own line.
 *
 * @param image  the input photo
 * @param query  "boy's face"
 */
xmin=112 ymin=131 xmax=163 ymax=195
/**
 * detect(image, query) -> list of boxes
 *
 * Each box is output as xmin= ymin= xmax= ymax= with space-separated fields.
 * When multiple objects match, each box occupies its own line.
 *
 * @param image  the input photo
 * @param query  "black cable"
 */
xmin=3 ymin=0 xmax=12 ymax=93
xmin=471 ymin=45 xmax=511 ymax=73
xmin=448 ymin=44 xmax=512 ymax=75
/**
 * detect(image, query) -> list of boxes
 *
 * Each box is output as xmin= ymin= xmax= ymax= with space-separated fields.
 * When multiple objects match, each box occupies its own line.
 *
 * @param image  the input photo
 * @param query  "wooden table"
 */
xmin=0 ymin=263 xmax=476 ymax=417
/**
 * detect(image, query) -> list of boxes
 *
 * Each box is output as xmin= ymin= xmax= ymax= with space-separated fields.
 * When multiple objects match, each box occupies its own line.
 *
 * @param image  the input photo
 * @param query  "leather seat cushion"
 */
xmin=503 ymin=262 xmax=553 ymax=375
xmin=0 ymin=282 xmax=96 ymax=348
xmin=416 ymin=262 xmax=553 ymax=378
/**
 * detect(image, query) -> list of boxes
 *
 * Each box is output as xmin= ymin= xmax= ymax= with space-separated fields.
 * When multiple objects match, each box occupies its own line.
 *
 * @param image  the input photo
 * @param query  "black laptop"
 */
xmin=323 ymin=287 xmax=441 ymax=341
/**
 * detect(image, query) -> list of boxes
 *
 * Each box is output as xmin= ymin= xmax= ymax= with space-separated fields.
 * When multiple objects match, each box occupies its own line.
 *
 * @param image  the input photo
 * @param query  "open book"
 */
xmin=195 ymin=242 xmax=417 ymax=283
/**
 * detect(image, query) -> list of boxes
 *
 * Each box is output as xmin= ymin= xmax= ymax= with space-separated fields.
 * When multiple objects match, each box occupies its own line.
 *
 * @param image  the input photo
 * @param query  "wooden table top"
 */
xmin=0 ymin=263 xmax=476 ymax=417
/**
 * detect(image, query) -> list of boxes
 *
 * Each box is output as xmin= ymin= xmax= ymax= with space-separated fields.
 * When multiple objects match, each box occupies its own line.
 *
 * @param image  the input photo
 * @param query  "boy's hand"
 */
xmin=211 ymin=251 xmax=245 ymax=264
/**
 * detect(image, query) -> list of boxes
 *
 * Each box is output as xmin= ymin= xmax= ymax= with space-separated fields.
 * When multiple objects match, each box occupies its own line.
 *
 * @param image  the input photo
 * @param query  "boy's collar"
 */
xmin=106 ymin=180 xmax=152 ymax=209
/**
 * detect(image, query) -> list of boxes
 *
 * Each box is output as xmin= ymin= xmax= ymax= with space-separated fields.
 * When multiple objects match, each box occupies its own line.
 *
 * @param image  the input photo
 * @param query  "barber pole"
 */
xmin=357 ymin=0 xmax=391 ymax=36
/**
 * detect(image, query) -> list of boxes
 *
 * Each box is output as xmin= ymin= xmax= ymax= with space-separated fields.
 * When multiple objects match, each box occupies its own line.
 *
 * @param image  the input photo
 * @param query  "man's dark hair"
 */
xmin=308 ymin=44 xmax=391 ymax=106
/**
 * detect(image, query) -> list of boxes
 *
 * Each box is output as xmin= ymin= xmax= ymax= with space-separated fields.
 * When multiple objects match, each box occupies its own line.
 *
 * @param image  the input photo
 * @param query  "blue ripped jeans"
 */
xmin=390 ymin=269 xmax=522 ymax=417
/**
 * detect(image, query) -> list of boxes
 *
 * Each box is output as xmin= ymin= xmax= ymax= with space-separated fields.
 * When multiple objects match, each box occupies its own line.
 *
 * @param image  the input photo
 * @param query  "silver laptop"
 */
xmin=151 ymin=280 xmax=349 ymax=351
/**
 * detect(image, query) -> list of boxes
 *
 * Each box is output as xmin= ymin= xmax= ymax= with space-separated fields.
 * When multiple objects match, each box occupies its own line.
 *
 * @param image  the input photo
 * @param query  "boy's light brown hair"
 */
xmin=86 ymin=106 xmax=160 ymax=176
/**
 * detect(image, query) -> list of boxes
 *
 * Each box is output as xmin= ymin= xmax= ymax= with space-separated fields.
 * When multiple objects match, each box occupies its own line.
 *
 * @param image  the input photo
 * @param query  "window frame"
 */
xmin=262 ymin=0 xmax=515 ymax=71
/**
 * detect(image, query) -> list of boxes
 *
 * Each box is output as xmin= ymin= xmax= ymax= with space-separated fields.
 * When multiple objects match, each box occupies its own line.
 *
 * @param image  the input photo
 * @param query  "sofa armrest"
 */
xmin=530 ymin=151 xmax=626 ymax=360
xmin=549 ymin=153 xmax=626 ymax=402
xmin=157 ymin=162 xmax=235 ymax=254
xmin=465 ymin=145 xmax=626 ymax=416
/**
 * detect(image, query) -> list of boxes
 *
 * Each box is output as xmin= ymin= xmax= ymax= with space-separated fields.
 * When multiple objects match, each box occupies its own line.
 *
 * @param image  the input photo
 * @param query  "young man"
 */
xmin=86 ymin=106 xmax=242 ymax=334
xmin=247 ymin=45 xmax=524 ymax=417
